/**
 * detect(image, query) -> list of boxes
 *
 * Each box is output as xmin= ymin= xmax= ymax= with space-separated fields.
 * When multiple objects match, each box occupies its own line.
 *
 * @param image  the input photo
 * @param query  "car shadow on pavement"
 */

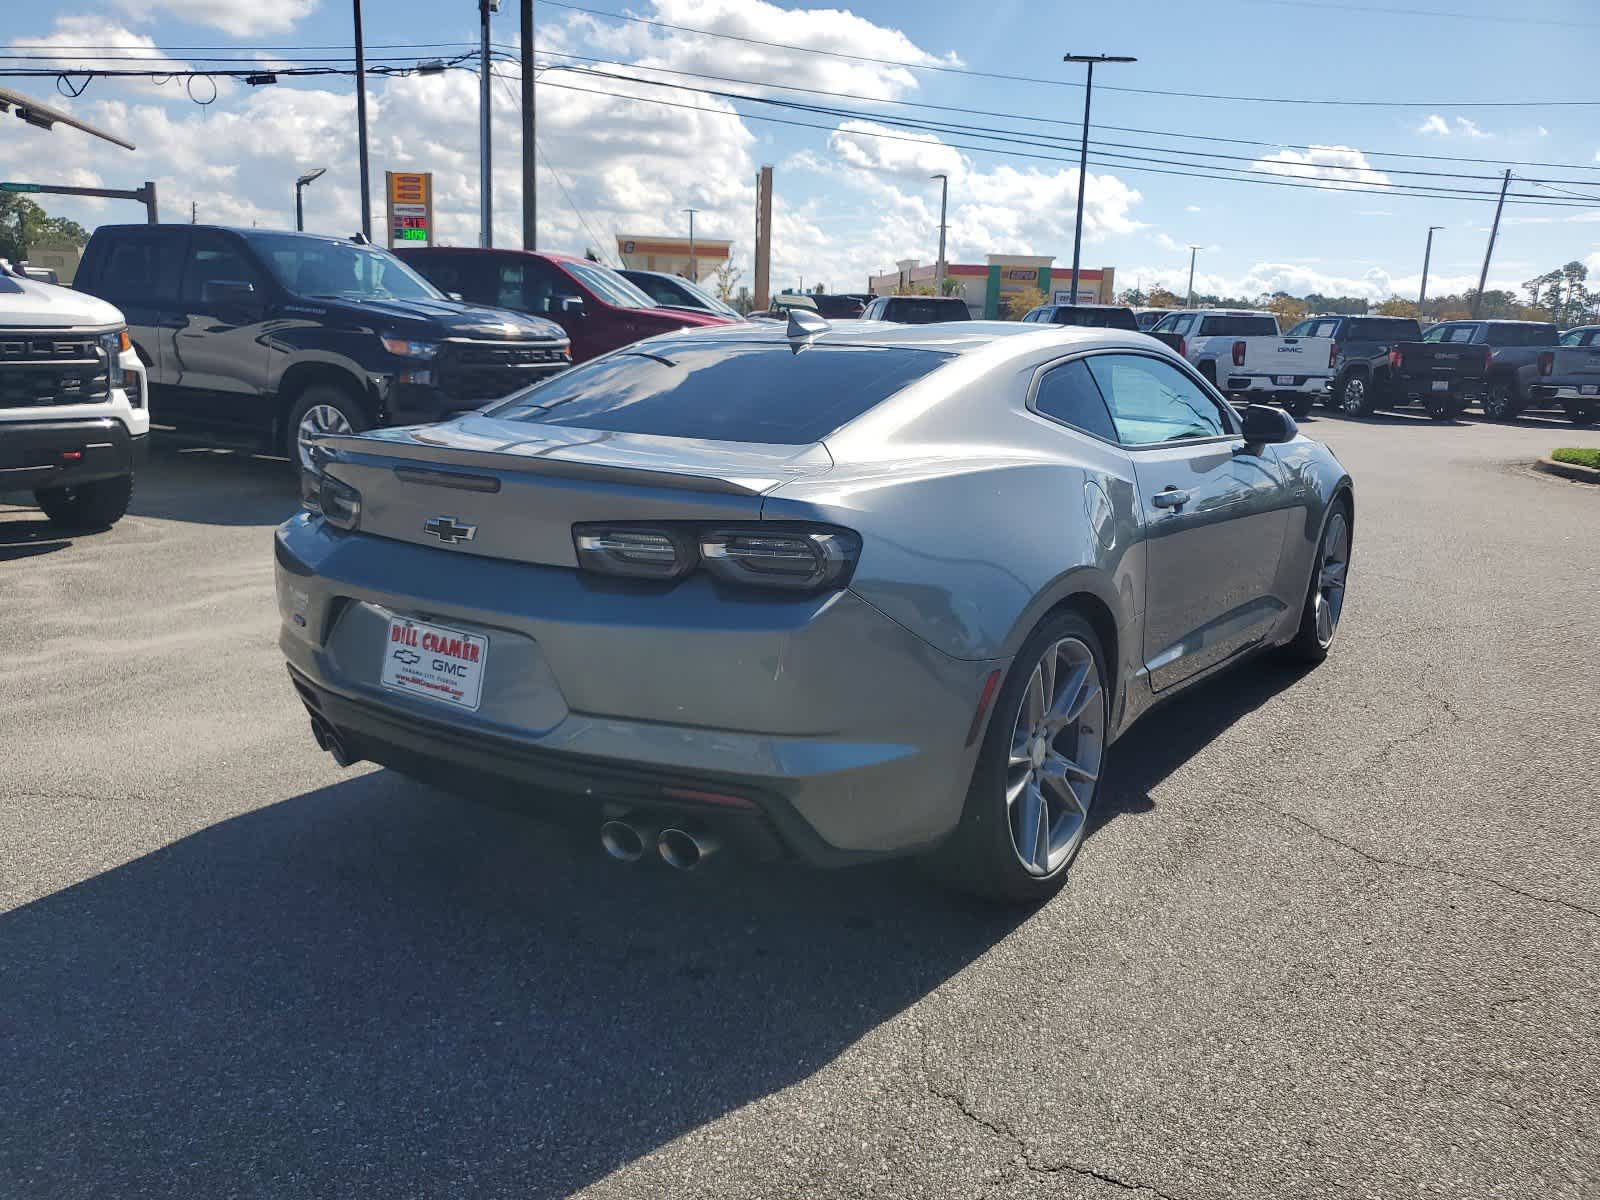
xmin=0 ymin=663 xmax=1304 ymax=1197
xmin=128 ymin=440 xmax=299 ymax=527
xmin=0 ymin=504 xmax=73 ymax=561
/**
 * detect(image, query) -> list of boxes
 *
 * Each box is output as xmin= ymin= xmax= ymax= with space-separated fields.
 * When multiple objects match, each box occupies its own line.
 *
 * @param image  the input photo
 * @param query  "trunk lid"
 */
xmin=1548 ymin=345 xmax=1600 ymax=385
xmin=1393 ymin=341 xmax=1490 ymax=383
xmin=316 ymin=414 xmax=833 ymax=567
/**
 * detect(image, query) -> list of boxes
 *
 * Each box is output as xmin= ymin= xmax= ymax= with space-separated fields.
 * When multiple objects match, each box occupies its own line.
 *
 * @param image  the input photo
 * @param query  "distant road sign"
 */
xmin=0 ymin=182 xmax=42 ymax=193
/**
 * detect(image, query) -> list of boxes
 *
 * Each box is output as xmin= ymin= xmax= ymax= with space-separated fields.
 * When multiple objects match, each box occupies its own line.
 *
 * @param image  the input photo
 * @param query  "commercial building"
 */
xmin=868 ymin=255 xmax=1116 ymax=318
xmin=615 ymin=234 xmax=731 ymax=282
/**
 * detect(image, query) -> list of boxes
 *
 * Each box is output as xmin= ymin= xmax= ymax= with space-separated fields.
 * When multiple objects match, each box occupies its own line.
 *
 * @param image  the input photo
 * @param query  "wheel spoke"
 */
xmin=1014 ymin=781 xmax=1045 ymax=873
xmin=1009 ymin=724 xmax=1032 ymax=768
xmin=1024 ymin=667 xmax=1046 ymax=728
xmin=1006 ymin=768 xmax=1030 ymax=806
xmin=1044 ymin=660 xmax=1088 ymax=727
xmin=1043 ymin=750 xmax=1097 ymax=786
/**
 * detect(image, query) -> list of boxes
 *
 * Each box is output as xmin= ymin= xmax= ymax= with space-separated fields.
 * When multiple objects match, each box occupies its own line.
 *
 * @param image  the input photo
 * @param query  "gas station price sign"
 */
xmin=385 ymin=171 xmax=434 ymax=248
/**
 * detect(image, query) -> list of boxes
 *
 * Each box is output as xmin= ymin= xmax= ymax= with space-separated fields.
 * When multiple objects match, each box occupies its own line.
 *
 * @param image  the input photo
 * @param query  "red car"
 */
xmin=396 ymin=248 xmax=734 ymax=363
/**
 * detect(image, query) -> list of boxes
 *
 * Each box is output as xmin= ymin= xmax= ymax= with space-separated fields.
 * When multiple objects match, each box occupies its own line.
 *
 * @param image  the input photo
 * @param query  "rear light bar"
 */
xmin=1231 ymin=340 xmax=1246 ymax=367
xmin=573 ymin=522 xmax=861 ymax=593
xmin=1538 ymin=351 xmax=1553 ymax=376
xmin=1329 ymin=342 xmax=1339 ymax=369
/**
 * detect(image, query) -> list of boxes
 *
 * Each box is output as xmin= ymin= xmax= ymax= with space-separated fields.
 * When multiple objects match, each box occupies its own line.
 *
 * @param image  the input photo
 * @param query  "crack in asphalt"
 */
xmin=915 ymin=1027 xmax=1183 ymax=1200
xmin=1272 ymin=809 xmax=1600 ymax=923
xmin=1362 ymin=690 xmax=1465 ymax=770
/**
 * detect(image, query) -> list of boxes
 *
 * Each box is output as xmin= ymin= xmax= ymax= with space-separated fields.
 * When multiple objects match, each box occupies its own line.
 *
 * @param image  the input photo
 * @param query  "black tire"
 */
xmin=1334 ymin=373 xmax=1373 ymax=417
xmin=285 ymin=383 xmax=368 ymax=468
xmin=33 ymin=474 xmax=134 ymax=530
xmin=924 ymin=610 xmax=1109 ymax=905
xmin=1481 ymin=379 xmax=1521 ymax=421
xmin=1282 ymin=391 xmax=1316 ymax=419
xmin=1282 ymin=495 xmax=1352 ymax=665
xmin=1564 ymin=403 xmax=1596 ymax=427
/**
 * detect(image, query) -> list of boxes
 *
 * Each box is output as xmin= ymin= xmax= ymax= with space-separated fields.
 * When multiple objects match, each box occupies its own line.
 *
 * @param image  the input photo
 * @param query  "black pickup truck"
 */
xmin=74 ymin=225 xmax=571 ymax=466
xmin=1285 ymin=315 xmax=1438 ymax=417
xmin=1410 ymin=319 xmax=1559 ymax=420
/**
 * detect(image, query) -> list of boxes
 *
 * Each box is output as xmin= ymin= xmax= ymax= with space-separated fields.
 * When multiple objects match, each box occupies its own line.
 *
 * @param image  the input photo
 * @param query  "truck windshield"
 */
xmin=253 ymin=235 xmax=443 ymax=302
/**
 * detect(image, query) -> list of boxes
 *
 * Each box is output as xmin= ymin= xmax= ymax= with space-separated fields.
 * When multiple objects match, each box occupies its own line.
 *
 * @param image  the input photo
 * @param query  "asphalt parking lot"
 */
xmin=2 ymin=410 xmax=1597 ymax=1199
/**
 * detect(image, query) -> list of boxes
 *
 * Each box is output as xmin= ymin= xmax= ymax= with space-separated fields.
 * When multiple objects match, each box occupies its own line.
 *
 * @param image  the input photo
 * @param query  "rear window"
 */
xmin=886 ymin=298 xmax=969 ymax=323
xmin=488 ymin=342 xmax=955 ymax=444
xmin=1486 ymin=323 xmax=1559 ymax=347
xmin=1199 ymin=315 xmax=1278 ymax=336
xmin=1051 ymin=307 xmax=1139 ymax=330
xmin=1345 ymin=318 xmax=1421 ymax=341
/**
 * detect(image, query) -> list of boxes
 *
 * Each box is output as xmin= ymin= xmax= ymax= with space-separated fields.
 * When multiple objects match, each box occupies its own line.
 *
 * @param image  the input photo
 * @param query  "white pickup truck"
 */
xmin=0 ymin=260 xmax=149 ymax=529
xmin=1147 ymin=308 xmax=1335 ymax=417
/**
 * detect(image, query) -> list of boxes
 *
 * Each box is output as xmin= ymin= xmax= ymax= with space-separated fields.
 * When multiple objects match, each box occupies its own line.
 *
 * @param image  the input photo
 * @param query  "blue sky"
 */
xmin=5 ymin=0 xmax=1599 ymax=300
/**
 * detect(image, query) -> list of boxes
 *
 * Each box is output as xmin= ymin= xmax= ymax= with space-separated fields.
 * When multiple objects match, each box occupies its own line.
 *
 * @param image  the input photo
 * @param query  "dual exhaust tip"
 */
xmin=601 ymin=816 xmax=720 ymax=871
xmin=309 ymin=716 xmax=356 ymax=768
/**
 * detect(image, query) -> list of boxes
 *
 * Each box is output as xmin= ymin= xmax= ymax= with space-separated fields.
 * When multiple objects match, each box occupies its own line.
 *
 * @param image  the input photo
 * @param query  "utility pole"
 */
xmin=479 ymin=0 xmax=496 ymax=247
xmin=1472 ymin=170 xmax=1511 ymax=318
xmin=190 ymin=200 xmax=196 ymax=224
xmin=683 ymin=207 xmax=698 ymax=281
xmin=353 ymin=0 xmax=372 ymax=239
xmin=520 ymin=0 xmax=535 ymax=250
xmin=1186 ymin=245 xmax=1201 ymax=309
xmin=1418 ymin=225 xmax=1443 ymax=308
xmin=931 ymin=172 xmax=948 ymax=293
xmin=753 ymin=165 xmax=772 ymax=310
xmin=1063 ymin=53 xmax=1135 ymax=306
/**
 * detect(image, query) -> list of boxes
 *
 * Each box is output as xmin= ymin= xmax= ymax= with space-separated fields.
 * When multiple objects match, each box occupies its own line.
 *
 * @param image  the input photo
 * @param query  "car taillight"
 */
xmin=1177 ymin=336 xmax=1187 ymax=358
xmin=302 ymin=471 xmax=362 ymax=531
xmin=1329 ymin=342 xmax=1339 ymax=368
xmin=573 ymin=522 xmax=860 ymax=593
xmin=1538 ymin=351 xmax=1554 ymax=376
xmin=1389 ymin=348 xmax=1404 ymax=371
xmin=1231 ymin=340 xmax=1246 ymax=367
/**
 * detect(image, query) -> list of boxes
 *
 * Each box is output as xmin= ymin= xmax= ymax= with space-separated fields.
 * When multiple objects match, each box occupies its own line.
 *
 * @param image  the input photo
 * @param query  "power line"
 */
xmin=539 ymin=0 xmax=1600 ymax=108
xmin=1246 ymin=0 xmax=1600 ymax=28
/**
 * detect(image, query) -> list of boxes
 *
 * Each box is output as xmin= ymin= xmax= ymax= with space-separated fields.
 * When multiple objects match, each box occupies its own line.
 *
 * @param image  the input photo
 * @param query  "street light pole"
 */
xmin=353 ymin=0 xmax=371 ymax=239
xmin=520 ymin=0 xmax=536 ymax=250
xmin=1186 ymin=245 xmax=1201 ymax=309
xmin=1063 ymin=53 xmax=1135 ymax=306
xmin=931 ymin=172 xmax=948 ymax=293
xmin=479 ymin=0 xmax=496 ymax=247
xmin=1418 ymin=225 xmax=1443 ymax=308
xmin=684 ymin=207 xmax=698 ymax=281
xmin=295 ymin=167 xmax=327 ymax=232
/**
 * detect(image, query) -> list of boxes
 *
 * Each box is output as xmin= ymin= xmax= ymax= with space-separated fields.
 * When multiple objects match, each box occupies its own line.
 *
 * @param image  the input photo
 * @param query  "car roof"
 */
xmin=94 ymin=223 xmax=384 ymax=247
xmin=634 ymin=318 xmax=1153 ymax=356
xmin=1187 ymin=308 xmax=1276 ymax=317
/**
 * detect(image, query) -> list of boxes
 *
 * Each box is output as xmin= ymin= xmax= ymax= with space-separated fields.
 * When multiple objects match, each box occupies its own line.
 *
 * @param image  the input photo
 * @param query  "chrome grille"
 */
xmin=437 ymin=339 xmax=570 ymax=404
xmin=0 ymin=329 xmax=109 ymax=408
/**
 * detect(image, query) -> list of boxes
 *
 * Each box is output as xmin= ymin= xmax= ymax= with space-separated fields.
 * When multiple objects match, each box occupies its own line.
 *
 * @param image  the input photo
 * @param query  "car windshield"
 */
xmin=563 ymin=260 xmax=658 ymax=309
xmin=487 ymin=342 xmax=954 ymax=444
xmin=250 ymin=235 xmax=443 ymax=301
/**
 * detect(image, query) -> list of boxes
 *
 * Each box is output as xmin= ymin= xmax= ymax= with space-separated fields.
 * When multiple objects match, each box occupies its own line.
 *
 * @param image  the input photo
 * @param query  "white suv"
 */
xmin=0 ymin=260 xmax=148 ymax=529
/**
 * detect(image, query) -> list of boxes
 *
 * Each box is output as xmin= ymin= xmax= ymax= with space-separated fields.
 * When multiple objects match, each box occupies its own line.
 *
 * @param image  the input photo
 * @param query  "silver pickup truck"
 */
xmin=1531 ymin=325 xmax=1600 ymax=426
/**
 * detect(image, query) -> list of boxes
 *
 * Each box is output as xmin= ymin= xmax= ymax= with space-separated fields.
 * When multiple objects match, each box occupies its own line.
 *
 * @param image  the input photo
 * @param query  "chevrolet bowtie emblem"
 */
xmin=423 ymin=516 xmax=477 ymax=545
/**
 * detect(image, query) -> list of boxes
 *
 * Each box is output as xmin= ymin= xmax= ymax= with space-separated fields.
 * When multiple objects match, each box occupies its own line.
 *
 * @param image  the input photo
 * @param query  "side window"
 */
xmin=1173 ymin=314 xmax=1197 ymax=335
xmin=1583 ymin=330 xmax=1598 ymax=347
xmin=493 ymin=261 xmax=527 ymax=310
xmin=1032 ymin=360 xmax=1118 ymax=443
xmin=1084 ymin=354 xmax=1230 ymax=446
xmin=409 ymin=254 xmax=471 ymax=299
xmin=181 ymin=232 xmax=262 ymax=305
xmin=94 ymin=233 xmax=185 ymax=304
xmin=522 ymin=261 xmax=583 ymax=316
xmin=1422 ymin=325 xmax=1449 ymax=342
xmin=1150 ymin=314 xmax=1176 ymax=333
xmin=1449 ymin=325 xmax=1480 ymax=343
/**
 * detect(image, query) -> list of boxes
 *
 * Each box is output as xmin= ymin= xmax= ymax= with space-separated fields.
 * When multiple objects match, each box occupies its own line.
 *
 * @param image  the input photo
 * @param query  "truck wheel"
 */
xmin=1566 ymin=403 xmax=1596 ymax=427
xmin=34 ymin=474 xmax=134 ymax=530
xmin=1482 ymin=380 xmax=1521 ymax=421
xmin=1335 ymin=374 xmax=1372 ymax=417
xmin=286 ymin=385 xmax=368 ymax=469
xmin=1282 ymin=392 xmax=1315 ymax=419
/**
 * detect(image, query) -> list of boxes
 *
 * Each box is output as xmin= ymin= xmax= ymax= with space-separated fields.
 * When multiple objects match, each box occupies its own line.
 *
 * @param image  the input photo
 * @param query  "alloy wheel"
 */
xmin=297 ymin=404 xmax=353 ymax=469
xmin=1005 ymin=636 xmax=1105 ymax=877
xmin=1313 ymin=511 xmax=1350 ymax=648
xmin=1340 ymin=377 xmax=1367 ymax=416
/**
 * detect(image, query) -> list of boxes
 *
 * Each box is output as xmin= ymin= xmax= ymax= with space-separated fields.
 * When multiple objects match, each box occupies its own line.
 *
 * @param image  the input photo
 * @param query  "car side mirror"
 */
xmin=1240 ymin=403 xmax=1297 ymax=445
xmin=448 ymin=291 xmax=465 ymax=303
xmin=201 ymin=279 xmax=257 ymax=306
xmin=559 ymin=296 xmax=586 ymax=316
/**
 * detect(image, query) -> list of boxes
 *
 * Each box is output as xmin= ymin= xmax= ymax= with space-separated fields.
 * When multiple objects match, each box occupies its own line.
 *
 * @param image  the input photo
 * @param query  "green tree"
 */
xmin=0 ymin=195 xmax=89 ymax=264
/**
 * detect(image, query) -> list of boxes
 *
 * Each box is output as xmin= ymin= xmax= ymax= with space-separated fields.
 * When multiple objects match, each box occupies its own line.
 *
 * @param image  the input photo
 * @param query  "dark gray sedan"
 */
xmin=278 ymin=318 xmax=1352 ymax=903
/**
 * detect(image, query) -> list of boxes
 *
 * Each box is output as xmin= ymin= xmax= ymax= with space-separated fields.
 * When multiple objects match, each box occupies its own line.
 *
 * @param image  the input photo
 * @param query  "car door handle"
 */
xmin=1152 ymin=487 xmax=1194 ymax=511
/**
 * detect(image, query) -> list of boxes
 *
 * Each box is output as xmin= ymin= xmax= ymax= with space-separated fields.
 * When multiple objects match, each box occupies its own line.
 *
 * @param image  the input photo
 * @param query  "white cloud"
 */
xmin=1538 ymin=126 xmax=1550 ymax=137
xmin=1125 ymin=261 xmax=1523 ymax=303
xmin=1417 ymin=114 xmax=1450 ymax=136
xmin=1184 ymin=204 xmax=1203 ymax=213
xmin=1454 ymin=116 xmax=1490 ymax=139
xmin=827 ymin=120 xmax=963 ymax=179
xmin=1357 ymin=210 xmax=1393 ymax=217
xmin=1250 ymin=145 xmax=1392 ymax=192
xmin=112 ymin=0 xmax=317 ymax=37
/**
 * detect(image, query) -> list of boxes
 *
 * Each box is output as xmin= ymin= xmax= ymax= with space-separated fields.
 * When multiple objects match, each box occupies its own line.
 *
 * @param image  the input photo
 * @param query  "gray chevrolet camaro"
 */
xmin=277 ymin=317 xmax=1352 ymax=902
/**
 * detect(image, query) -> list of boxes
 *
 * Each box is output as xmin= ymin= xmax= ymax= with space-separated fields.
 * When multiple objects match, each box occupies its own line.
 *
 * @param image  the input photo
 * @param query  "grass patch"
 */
xmin=1552 ymin=447 xmax=1600 ymax=470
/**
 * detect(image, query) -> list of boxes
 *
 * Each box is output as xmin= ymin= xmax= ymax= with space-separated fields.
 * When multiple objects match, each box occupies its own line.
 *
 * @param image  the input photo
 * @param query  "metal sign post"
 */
xmin=385 ymin=171 xmax=434 ymax=248
xmin=1 ymin=180 xmax=158 ymax=223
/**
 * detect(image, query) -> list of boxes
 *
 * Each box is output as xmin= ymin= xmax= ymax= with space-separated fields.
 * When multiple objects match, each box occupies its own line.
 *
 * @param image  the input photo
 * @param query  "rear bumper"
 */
xmin=274 ymin=515 xmax=1002 ymax=865
xmin=1531 ymin=384 xmax=1599 ymax=402
xmin=0 ymin=418 xmax=145 ymax=490
xmin=1226 ymin=374 xmax=1328 ymax=394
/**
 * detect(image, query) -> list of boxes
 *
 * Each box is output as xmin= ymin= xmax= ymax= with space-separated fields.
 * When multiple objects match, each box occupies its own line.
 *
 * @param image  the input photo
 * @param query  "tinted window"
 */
xmin=1486 ymin=323 xmax=1559 ymax=347
xmin=1346 ymin=318 xmax=1421 ymax=341
xmin=885 ymin=298 xmax=969 ymax=324
xmin=253 ymin=235 xmax=439 ymax=301
xmin=1084 ymin=354 xmax=1229 ymax=445
xmin=1559 ymin=330 xmax=1582 ymax=346
xmin=1150 ymin=314 xmax=1178 ymax=333
xmin=813 ymin=295 xmax=866 ymax=319
xmin=403 ymin=253 xmax=485 ymax=301
xmin=1051 ymin=307 xmax=1139 ymax=330
xmin=1446 ymin=325 xmax=1480 ymax=343
xmin=1422 ymin=325 xmax=1449 ymax=342
xmin=488 ymin=343 xmax=955 ymax=444
xmin=621 ymin=271 xmax=686 ymax=307
xmin=181 ymin=232 xmax=263 ymax=304
xmin=521 ymin=260 xmax=584 ymax=315
xmin=1198 ymin=315 xmax=1279 ymax=336
xmin=1033 ymin=360 xmax=1118 ymax=442
xmin=1287 ymin=318 xmax=1341 ymax=338
xmin=91 ymin=232 xmax=185 ymax=303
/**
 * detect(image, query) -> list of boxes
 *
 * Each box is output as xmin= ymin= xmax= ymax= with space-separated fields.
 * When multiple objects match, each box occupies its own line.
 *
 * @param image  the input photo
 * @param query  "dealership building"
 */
xmin=615 ymin=234 xmax=731 ymax=282
xmin=868 ymin=255 xmax=1117 ymax=318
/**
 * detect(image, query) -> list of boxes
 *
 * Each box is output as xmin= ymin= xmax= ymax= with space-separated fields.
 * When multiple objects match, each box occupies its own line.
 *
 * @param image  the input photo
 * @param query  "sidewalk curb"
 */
xmin=1534 ymin=455 xmax=1600 ymax=485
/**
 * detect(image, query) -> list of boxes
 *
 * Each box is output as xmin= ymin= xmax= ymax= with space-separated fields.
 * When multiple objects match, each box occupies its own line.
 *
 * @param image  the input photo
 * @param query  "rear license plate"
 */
xmin=1432 ymin=380 xmax=1450 ymax=392
xmin=1275 ymin=375 xmax=1296 ymax=385
xmin=381 ymin=617 xmax=487 ymax=711
xmin=1582 ymin=385 xmax=1599 ymax=396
